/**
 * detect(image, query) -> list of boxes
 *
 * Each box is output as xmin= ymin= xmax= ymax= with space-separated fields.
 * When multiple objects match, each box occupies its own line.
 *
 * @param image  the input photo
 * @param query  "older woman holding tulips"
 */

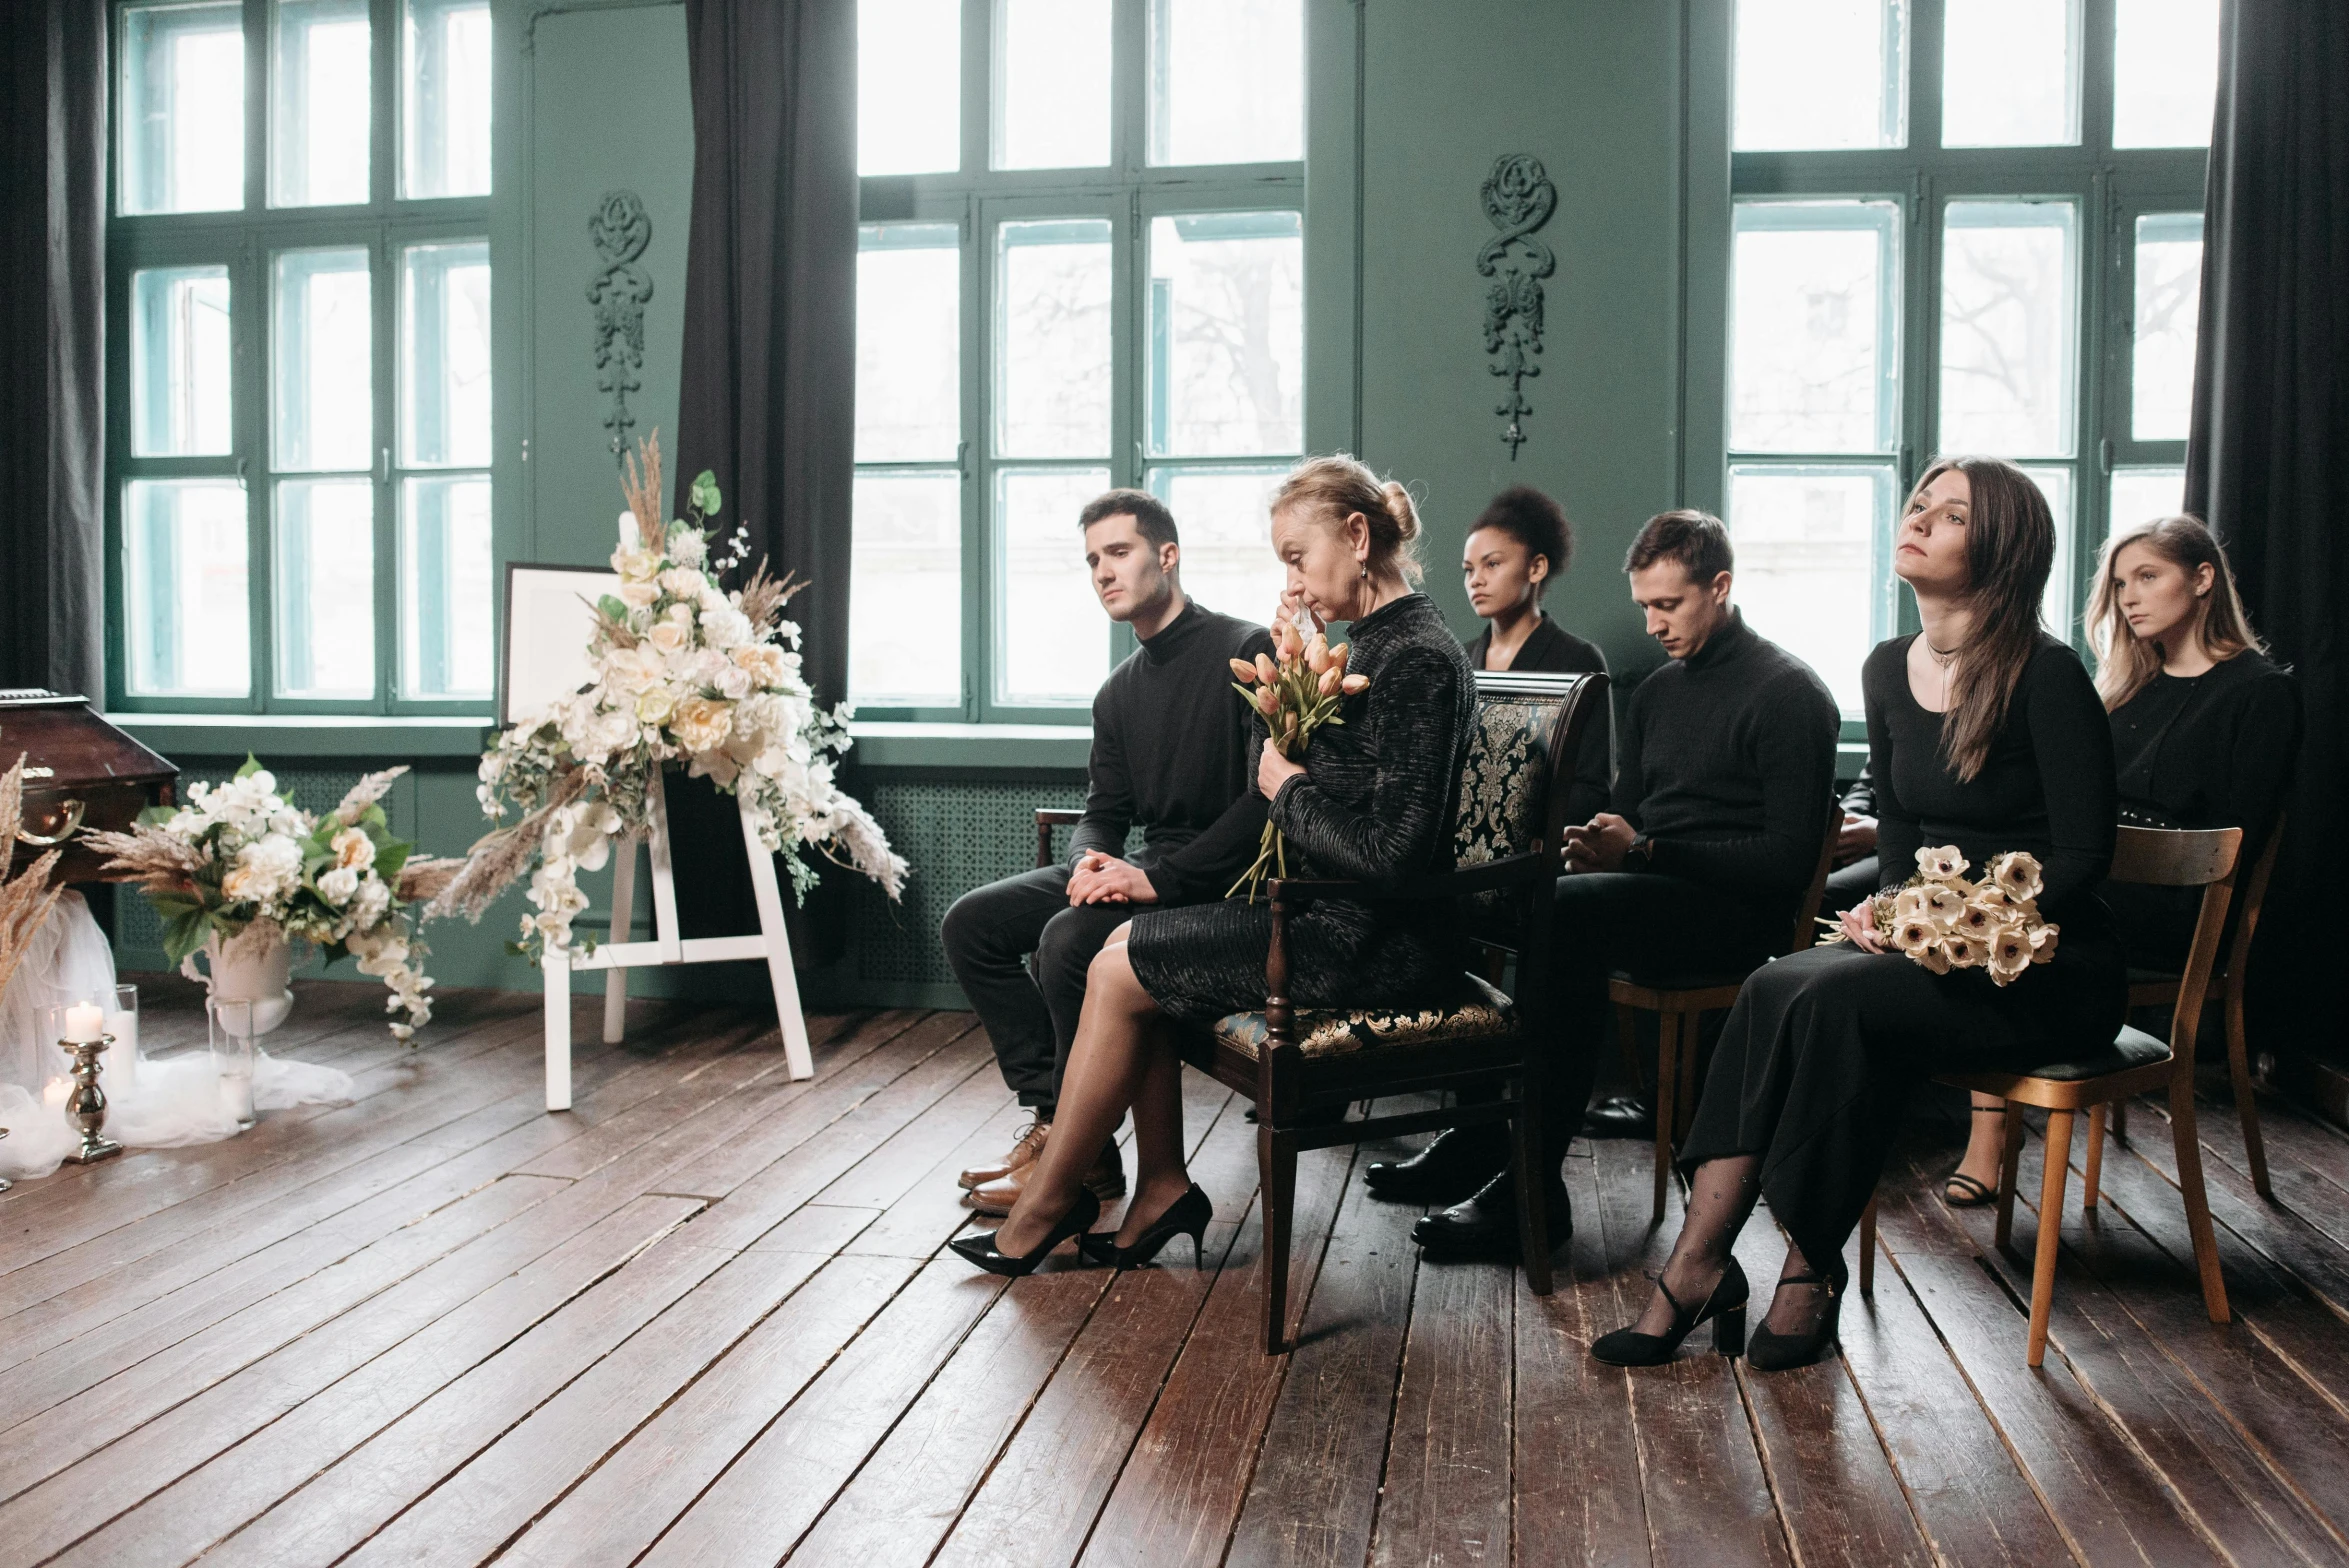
xmin=953 ymin=454 xmax=1479 ymax=1276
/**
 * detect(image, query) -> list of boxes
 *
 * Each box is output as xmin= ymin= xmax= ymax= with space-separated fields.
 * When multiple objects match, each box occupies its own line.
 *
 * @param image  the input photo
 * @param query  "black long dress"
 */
xmin=2103 ymin=651 xmax=2298 ymax=969
xmin=1679 ymin=634 xmax=2124 ymax=1270
xmin=1127 ymin=592 xmax=1476 ymax=1022
xmin=1463 ymin=612 xmax=1613 ymax=827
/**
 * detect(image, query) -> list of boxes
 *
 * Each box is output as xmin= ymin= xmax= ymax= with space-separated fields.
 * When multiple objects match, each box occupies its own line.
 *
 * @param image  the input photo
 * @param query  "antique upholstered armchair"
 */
xmin=1174 ymin=669 xmax=1606 ymax=1353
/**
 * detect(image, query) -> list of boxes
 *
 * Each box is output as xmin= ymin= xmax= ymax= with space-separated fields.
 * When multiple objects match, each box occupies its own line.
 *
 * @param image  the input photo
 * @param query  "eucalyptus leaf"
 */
xmin=690 ymin=470 xmax=722 ymax=517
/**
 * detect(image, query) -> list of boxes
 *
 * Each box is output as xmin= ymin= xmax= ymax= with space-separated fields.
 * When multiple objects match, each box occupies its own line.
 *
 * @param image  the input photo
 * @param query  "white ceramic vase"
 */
xmin=194 ymin=926 xmax=295 ymax=1039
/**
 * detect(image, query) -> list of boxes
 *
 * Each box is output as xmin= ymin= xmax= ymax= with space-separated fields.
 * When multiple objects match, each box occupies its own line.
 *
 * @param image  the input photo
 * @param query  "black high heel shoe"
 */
xmin=949 ymin=1189 xmax=1101 ymax=1278
xmin=1590 ymin=1257 xmax=1749 ymax=1367
xmin=1746 ymin=1262 xmax=1845 ymax=1371
xmin=1077 ymin=1185 xmax=1212 ymax=1269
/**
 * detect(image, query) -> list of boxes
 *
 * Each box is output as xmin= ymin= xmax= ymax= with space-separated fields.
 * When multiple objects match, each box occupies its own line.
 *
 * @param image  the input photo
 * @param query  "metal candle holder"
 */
xmin=57 ymin=1032 xmax=123 ymax=1164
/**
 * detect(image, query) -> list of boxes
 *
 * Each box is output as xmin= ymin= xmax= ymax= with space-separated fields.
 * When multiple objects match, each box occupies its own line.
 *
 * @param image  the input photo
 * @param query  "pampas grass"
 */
xmin=0 ymin=756 xmax=66 ymax=1008
xmin=333 ymin=767 xmax=409 ymax=826
xmin=428 ymin=767 xmax=592 ymax=922
xmin=619 ymin=430 xmax=666 ymax=551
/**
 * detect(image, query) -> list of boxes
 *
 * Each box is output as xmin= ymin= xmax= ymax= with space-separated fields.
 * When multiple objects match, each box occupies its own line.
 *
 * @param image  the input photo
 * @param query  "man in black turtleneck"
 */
xmin=942 ymin=489 xmax=1272 ymax=1216
xmin=1396 ymin=510 xmax=1840 ymax=1255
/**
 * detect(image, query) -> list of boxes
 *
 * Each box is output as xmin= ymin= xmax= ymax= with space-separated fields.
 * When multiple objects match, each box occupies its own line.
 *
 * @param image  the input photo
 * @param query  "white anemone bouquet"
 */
xmin=438 ymin=435 xmax=906 ymax=960
xmin=1822 ymin=844 xmax=2060 ymax=986
xmin=89 ymin=760 xmax=453 ymax=1039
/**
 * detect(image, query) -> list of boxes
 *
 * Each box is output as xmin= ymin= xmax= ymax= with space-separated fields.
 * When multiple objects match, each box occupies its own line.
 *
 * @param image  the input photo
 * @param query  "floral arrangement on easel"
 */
xmin=1820 ymin=844 xmax=2059 ymax=986
xmin=433 ymin=433 xmax=907 ymax=961
xmin=88 ymin=761 xmax=455 ymax=1039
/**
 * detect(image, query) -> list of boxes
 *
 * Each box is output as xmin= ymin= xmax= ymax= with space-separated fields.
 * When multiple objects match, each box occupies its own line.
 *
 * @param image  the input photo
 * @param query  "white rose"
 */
xmin=331 ymin=826 xmax=375 ymax=871
xmin=611 ymin=543 xmax=661 ymax=581
xmin=618 ymin=580 xmax=661 ymax=610
xmin=318 ymin=865 xmax=361 ymax=904
xmin=635 ymin=687 xmax=676 ymax=724
xmin=659 ymin=566 xmax=706 ymax=599
xmin=714 ymin=663 xmax=752 ymax=701
xmin=647 ymin=619 xmax=690 ymax=655
xmin=700 ymin=606 xmax=753 ymax=650
xmin=604 ymin=645 xmax=664 ymax=695
xmin=672 ymin=697 xmax=734 ymax=754
xmin=730 ymin=645 xmax=789 ymax=687
xmin=349 ymin=876 xmax=391 ymax=928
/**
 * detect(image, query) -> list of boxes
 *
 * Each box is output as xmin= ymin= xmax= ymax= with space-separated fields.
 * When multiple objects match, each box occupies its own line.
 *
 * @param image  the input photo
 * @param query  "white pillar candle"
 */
xmin=107 ymin=1011 xmax=139 ymax=1087
xmin=63 ymin=1002 xmax=103 ymax=1043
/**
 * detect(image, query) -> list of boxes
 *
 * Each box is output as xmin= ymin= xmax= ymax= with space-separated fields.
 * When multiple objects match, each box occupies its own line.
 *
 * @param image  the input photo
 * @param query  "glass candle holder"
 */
xmin=209 ymin=998 xmax=258 ymax=1129
xmin=108 ymin=983 xmax=140 ymax=1090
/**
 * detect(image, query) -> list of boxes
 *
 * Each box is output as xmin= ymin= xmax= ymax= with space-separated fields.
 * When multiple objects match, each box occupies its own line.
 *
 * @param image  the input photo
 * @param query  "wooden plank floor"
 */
xmin=9 ymin=979 xmax=2349 ymax=1566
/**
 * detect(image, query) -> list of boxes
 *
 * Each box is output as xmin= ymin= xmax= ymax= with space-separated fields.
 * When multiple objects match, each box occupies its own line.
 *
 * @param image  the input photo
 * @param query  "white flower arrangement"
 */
xmin=88 ymin=761 xmax=455 ymax=1040
xmin=1823 ymin=844 xmax=2060 ymax=986
xmin=443 ymin=435 xmax=907 ymax=961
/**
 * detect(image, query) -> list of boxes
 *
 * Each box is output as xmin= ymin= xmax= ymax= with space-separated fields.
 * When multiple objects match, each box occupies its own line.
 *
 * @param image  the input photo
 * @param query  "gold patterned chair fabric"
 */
xmin=1211 ymin=973 xmax=1516 ymax=1061
xmin=1450 ymin=687 xmax=1567 ymax=921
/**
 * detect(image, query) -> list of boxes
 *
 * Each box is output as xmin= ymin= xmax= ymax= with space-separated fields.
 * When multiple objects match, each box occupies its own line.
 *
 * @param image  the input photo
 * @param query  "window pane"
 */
xmin=2133 ymin=214 xmax=2203 ymax=442
xmin=1938 ymin=202 xmax=2078 ymax=457
xmin=274 ymin=247 xmax=374 ymax=472
xmin=1942 ymin=0 xmax=2081 ymax=146
xmin=400 ymin=474 xmax=493 ymax=698
xmin=1149 ymin=467 xmax=1284 ymax=625
xmin=1729 ymin=202 xmax=1901 ymax=454
xmin=2114 ymin=0 xmax=2218 ymax=148
xmin=124 ymin=479 xmax=250 ymax=697
xmin=401 ymin=240 xmax=492 ymax=467
xmin=857 ymin=225 xmax=961 ymax=463
xmin=1147 ymin=212 xmax=1304 ymax=457
xmin=861 ymin=0 xmax=960 ymax=176
xmin=995 ymin=0 xmax=1110 ymax=169
xmin=120 ymin=1 xmax=245 ymax=215
xmin=2109 ymin=466 xmax=2185 ymax=538
xmin=2020 ymin=464 xmax=2075 ymax=636
xmin=998 ymin=467 xmax=1111 ymax=703
xmin=271 ymin=0 xmax=370 ymax=207
xmin=402 ymin=0 xmax=491 ymax=198
xmin=276 ymin=477 xmax=376 ymax=699
xmin=851 ymin=472 xmax=964 ymax=706
xmin=1733 ymin=0 xmax=1906 ymax=151
xmin=997 ymin=220 xmax=1113 ymax=458
xmin=1726 ymin=465 xmax=1895 ymax=715
xmin=1149 ymin=0 xmax=1302 ymax=166
xmin=131 ymin=266 xmax=233 ymax=457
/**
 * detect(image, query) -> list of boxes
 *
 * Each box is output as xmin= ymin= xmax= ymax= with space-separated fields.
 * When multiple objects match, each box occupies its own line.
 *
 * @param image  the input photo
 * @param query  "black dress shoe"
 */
xmin=1077 ymin=1184 xmax=1213 ymax=1269
xmin=1364 ymin=1126 xmax=1511 ymax=1204
xmin=1746 ymin=1261 xmax=1846 ymax=1371
xmin=1411 ymin=1168 xmax=1571 ymax=1259
xmin=1581 ymin=1093 xmax=1655 ymax=1141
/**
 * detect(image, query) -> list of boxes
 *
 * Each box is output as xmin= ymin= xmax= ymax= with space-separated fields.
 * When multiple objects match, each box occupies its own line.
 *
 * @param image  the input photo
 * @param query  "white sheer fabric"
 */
xmin=0 ymin=894 xmax=356 ymax=1182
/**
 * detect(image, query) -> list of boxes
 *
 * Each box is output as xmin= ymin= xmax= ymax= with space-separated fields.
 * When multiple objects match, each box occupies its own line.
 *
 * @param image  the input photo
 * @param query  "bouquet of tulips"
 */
xmin=1820 ymin=844 xmax=2059 ymax=987
xmin=1227 ymin=613 xmax=1370 ymax=898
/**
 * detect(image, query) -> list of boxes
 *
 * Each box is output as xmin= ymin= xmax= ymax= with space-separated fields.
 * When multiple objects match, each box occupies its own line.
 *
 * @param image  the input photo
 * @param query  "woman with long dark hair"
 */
xmin=952 ymin=455 xmax=1477 ymax=1275
xmin=1590 ymin=456 xmax=2121 ymax=1372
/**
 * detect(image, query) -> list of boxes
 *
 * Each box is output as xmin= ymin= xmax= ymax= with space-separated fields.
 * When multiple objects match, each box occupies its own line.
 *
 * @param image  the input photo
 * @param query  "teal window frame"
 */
xmin=1689 ymin=0 xmax=2206 ymax=732
xmin=854 ymin=0 xmax=1306 ymax=724
xmin=105 ymin=0 xmax=496 ymax=717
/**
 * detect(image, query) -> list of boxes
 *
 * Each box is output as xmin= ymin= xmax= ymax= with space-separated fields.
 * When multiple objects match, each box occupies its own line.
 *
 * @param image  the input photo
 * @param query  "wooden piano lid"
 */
xmin=0 ymin=688 xmax=178 ymax=786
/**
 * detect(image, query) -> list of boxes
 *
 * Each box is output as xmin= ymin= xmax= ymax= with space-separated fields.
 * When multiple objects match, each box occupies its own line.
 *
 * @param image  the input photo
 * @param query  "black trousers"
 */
xmin=1823 ymin=855 xmax=1880 ymax=915
xmin=939 ymin=866 xmax=1133 ymax=1115
xmin=1537 ymin=872 xmax=1785 ymax=1147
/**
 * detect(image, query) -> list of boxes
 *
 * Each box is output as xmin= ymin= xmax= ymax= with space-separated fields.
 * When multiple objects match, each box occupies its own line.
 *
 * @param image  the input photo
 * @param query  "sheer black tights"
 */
xmin=1630 ymin=1153 xmax=1837 ymax=1340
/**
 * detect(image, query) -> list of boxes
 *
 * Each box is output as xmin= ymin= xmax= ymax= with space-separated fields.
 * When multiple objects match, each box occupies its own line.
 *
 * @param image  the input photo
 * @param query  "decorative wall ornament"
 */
xmin=587 ymin=190 xmax=655 ymax=461
xmin=1477 ymin=154 xmax=1557 ymax=458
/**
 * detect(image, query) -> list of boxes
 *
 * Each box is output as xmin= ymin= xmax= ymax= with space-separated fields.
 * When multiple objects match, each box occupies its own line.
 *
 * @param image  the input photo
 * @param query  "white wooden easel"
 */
xmin=541 ymin=770 xmax=813 ymax=1109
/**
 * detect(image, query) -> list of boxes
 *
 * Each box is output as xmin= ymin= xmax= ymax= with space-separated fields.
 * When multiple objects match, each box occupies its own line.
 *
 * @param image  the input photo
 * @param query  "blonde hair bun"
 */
xmin=1380 ymin=480 xmax=1420 ymax=542
xmin=1273 ymin=454 xmax=1424 ymax=583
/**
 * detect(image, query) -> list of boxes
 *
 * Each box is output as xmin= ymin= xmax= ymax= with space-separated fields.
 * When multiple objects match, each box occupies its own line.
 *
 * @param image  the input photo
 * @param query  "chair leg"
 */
xmin=2110 ymin=1098 xmax=2129 ymax=1145
xmin=1652 ymin=1011 xmax=1680 ymax=1225
xmin=1674 ymin=1012 xmax=1703 ymax=1142
xmin=1993 ymin=1103 xmax=2024 ymax=1253
xmin=2026 ymin=1109 xmax=2075 ymax=1368
xmin=2168 ymin=1073 xmax=2232 ymax=1325
xmin=1858 ymin=1196 xmax=1877 ymax=1296
xmin=1615 ymin=1004 xmax=1642 ymax=1086
xmin=1259 ymin=1121 xmax=1298 ymax=1354
xmin=2082 ymin=1104 xmax=2104 ymax=1211
xmin=2226 ymin=983 xmax=2273 ymax=1200
xmin=1511 ymin=1100 xmax=1554 ymax=1296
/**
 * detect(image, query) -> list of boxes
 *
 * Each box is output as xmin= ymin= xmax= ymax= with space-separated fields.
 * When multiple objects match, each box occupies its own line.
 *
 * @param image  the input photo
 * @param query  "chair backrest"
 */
xmin=1450 ymin=669 xmax=1608 ymax=884
xmin=1786 ymin=797 xmax=1846 ymax=956
xmin=2113 ymin=823 xmax=2243 ymax=1072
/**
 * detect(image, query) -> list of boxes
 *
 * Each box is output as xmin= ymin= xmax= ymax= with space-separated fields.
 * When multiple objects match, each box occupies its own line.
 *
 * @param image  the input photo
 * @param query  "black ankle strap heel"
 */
xmin=1591 ymin=1257 xmax=1750 ymax=1367
xmin=1746 ymin=1263 xmax=1846 ymax=1372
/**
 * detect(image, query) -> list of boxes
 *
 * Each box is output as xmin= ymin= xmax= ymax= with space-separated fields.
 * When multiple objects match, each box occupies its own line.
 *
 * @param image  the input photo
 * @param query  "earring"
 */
xmin=1359 ymin=559 xmax=1369 ymax=580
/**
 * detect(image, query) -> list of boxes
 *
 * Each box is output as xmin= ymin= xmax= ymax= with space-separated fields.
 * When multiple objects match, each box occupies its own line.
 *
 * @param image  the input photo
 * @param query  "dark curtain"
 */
xmin=0 ymin=0 xmax=106 ymax=701
xmin=2184 ymin=0 xmax=2349 ymax=1054
xmin=667 ymin=0 xmax=859 ymax=971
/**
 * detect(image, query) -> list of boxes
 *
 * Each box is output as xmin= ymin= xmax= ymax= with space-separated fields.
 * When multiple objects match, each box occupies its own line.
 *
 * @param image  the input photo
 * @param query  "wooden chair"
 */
xmin=1856 ymin=825 xmax=2242 ymax=1367
xmin=2110 ymin=814 xmax=2285 ymax=1196
xmin=1611 ymin=798 xmax=1844 ymax=1221
xmin=1174 ymin=669 xmax=1607 ymax=1353
xmin=1033 ymin=807 xmax=1084 ymax=871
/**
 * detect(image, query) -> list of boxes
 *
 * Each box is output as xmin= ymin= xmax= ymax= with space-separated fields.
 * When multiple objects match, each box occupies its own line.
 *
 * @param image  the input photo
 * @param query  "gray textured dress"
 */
xmin=1126 ymin=592 xmax=1477 ymax=1023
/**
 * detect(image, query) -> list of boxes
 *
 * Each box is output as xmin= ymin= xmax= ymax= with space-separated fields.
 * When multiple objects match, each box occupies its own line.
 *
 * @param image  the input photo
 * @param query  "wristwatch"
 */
xmin=1627 ymin=831 xmax=1657 ymax=869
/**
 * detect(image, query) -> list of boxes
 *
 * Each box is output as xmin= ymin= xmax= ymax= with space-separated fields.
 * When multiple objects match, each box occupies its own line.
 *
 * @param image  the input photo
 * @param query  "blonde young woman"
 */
xmin=1591 ymin=457 xmax=2122 ymax=1373
xmin=953 ymin=455 xmax=1478 ymax=1276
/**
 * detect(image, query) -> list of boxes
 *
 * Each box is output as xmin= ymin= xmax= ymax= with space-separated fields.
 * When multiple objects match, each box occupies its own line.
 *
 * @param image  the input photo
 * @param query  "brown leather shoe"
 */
xmin=965 ymin=1138 xmax=1128 ymax=1217
xmin=959 ymin=1119 xmax=1049 ymax=1190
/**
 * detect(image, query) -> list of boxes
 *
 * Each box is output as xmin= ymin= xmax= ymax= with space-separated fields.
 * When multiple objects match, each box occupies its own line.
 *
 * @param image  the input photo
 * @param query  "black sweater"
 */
xmin=1071 ymin=599 xmax=1274 ymax=905
xmin=1610 ymin=609 xmax=1839 ymax=904
xmin=1864 ymin=635 xmax=2114 ymax=917
xmin=2110 ymin=651 xmax=2297 ymax=858
xmin=1462 ymin=612 xmax=1614 ymax=826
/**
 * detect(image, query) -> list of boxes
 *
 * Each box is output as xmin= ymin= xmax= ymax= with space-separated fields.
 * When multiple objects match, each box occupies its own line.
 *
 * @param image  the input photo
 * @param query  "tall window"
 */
xmin=110 ymin=0 xmax=494 ymax=712
xmin=1724 ymin=0 xmax=2213 ymax=713
xmin=851 ymin=0 xmax=1306 ymax=721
